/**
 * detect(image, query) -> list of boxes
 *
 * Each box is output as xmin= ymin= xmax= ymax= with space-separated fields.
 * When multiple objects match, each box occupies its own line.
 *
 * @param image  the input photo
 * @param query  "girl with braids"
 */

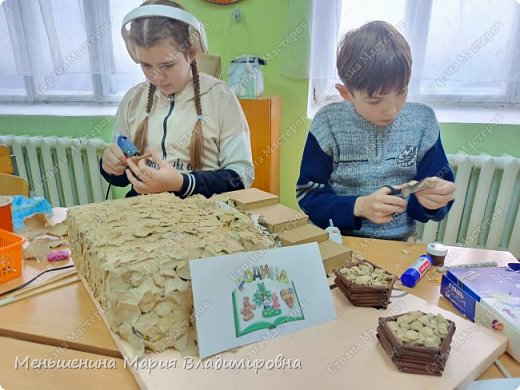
xmin=100 ymin=0 xmax=254 ymax=198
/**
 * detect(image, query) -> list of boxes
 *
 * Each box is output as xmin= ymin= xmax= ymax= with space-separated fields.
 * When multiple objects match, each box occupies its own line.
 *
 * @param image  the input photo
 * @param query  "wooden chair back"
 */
xmin=0 ymin=145 xmax=14 ymax=175
xmin=0 ymin=173 xmax=29 ymax=196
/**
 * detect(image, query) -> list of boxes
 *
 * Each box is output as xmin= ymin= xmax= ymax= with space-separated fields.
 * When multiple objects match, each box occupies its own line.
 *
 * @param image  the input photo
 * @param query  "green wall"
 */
xmin=0 ymin=116 xmax=114 ymax=143
xmin=440 ymin=123 xmax=520 ymax=158
xmin=185 ymin=0 xmax=311 ymax=209
xmin=0 ymin=0 xmax=518 ymax=210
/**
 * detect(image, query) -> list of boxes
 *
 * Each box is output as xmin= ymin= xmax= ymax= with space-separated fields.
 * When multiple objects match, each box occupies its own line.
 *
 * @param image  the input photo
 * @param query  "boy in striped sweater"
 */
xmin=297 ymin=21 xmax=455 ymax=240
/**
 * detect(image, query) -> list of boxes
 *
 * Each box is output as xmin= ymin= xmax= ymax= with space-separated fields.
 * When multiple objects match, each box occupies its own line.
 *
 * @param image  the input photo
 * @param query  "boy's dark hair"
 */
xmin=336 ymin=21 xmax=412 ymax=97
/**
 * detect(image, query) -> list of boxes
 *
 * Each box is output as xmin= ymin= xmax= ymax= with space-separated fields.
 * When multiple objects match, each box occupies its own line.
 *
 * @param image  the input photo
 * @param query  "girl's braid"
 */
xmin=190 ymin=60 xmax=204 ymax=170
xmin=133 ymin=83 xmax=156 ymax=153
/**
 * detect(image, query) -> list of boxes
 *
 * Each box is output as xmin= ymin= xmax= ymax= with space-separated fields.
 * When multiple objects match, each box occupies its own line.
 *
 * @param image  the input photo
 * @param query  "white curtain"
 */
xmin=310 ymin=0 xmax=520 ymax=105
xmin=0 ymin=0 xmax=143 ymax=102
xmin=309 ymin=0 xmax=342 ymax=82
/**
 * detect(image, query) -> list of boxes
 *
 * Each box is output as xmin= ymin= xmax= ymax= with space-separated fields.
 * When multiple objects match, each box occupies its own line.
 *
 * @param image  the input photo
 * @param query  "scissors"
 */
xmin=383 ymin=178 xmax=437 ymax=197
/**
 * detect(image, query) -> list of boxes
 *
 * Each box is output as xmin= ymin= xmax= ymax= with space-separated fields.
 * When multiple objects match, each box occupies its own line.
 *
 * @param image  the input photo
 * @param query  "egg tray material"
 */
xmin=333 ymin=260 xmax=397 ymax=309
xmin=376 ymin=313 xmax=456 ymax=376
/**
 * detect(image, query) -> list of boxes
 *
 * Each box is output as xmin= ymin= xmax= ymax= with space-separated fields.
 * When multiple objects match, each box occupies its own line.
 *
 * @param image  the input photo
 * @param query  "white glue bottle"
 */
xmin=325 ymin=219 xmax=343 ymax=245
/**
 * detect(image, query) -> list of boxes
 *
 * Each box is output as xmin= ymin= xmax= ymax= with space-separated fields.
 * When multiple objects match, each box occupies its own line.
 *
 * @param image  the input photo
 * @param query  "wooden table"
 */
xmin=1 ymin=235 xmax=518 ymax=388
xmin=0 ymin=252 xmax=120 ymax=358
xmin=344 ymin=236 xmax=520 ymax=379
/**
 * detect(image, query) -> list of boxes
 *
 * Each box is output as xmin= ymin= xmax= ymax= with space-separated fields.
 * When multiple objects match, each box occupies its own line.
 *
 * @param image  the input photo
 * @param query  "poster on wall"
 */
xmin=190 ymin=242 xmax=336 ymax=358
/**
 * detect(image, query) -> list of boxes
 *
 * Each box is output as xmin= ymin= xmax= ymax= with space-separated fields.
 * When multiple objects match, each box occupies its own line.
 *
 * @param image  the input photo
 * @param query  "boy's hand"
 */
xmin=413 ymin=177 xmax=455 ymax=210
xmin=101 ymin=144 xmax=128 ymax=175
xmin=125 ymin=151 xmax=184 ymax=194
xmin=354 ymin=186 xmax=407 ymax=224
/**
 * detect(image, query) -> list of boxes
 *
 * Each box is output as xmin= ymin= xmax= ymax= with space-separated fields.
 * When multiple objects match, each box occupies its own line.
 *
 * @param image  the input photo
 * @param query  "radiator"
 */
xmin=419 ymin=154 xmax=520 ymax=258
xmin=0 ymin=135 xmax=110 ymax=207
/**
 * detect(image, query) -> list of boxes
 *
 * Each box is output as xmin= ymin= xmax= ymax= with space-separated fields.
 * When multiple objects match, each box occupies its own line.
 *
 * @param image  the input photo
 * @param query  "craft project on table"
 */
xmin=68 ymin=193 xmax=278 ymax=358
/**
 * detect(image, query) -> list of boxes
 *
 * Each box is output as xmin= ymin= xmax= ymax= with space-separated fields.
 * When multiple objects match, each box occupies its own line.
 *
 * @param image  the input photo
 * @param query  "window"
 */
xmin=309 ymin=0 xmax=520 ymax=114
xmin=0 ymin=0 xmax=144 ymax=103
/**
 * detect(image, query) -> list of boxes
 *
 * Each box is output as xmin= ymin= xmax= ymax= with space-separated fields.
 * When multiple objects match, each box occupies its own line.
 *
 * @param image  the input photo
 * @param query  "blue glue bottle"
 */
xmin=400 ymin=254 xmax=433 ymax=288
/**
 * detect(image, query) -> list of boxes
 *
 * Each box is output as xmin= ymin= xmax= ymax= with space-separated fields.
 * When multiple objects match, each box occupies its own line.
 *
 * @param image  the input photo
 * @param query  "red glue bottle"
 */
xmin=400 ymin=254 xmax=433 ymax=288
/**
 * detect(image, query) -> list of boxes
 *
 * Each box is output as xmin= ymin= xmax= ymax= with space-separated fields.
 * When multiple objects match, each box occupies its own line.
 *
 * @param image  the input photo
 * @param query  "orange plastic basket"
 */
xmin=0 ymin=229 xmax=24 ymax=284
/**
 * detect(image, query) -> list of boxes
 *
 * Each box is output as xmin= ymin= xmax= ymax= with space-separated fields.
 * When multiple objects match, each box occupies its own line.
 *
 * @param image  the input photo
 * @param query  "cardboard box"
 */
xmin=249 ymin=204 xmax=309 ymax=233
xmin=440 ymin=273 xmax=478 ymax=320
xmin=475 ymin=296 xmax=520 ymax=363
xmin=441 ymin=267 xmax=520 ymax=362
xmin=319 ymin=240 xmax=352 ymax=274
xmin=198 ymin=53 xmax=222 ymax=79
xmin=225 ymin=188 xmax=279 ymax=211
xmin=277 ymin=224 xmax=328 ymax=246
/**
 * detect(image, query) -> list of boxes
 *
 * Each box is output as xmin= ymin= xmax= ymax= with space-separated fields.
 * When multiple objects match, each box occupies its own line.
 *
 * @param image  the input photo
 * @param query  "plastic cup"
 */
xmin=0 ymin=196 xmax=13 ymax=232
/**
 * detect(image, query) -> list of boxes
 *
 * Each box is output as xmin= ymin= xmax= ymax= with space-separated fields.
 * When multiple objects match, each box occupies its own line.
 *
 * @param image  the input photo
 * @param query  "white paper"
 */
xmin=190 ymin=242 xmax=336 ymax=358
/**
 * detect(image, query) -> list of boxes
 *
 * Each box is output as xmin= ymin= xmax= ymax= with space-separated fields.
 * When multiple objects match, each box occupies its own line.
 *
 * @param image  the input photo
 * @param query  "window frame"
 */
xmin=0 ymin=0 xmax=121 ymax=104
xmin=309 ymin=0 xmax=520 ymax=115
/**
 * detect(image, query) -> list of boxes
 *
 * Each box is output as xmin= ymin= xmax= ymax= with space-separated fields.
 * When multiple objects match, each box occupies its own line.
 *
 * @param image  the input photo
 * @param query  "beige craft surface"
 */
xmin=0 ymin=336 xmax=138 ymax=390
xmin=112 ymin=289 xmax=506 ymax=390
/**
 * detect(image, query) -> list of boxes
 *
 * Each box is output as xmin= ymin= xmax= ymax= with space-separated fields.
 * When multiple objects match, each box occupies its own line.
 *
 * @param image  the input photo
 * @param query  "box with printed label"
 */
xmin=440 ymin=273 xmax=478 ymax=320
xmin=441 ymin=267 xmax=520 ymax=362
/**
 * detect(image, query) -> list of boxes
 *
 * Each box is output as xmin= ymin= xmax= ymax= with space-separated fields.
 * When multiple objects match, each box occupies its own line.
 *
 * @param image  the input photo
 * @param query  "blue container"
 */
xmin=400 ymin=254 xmax=433 ymax=288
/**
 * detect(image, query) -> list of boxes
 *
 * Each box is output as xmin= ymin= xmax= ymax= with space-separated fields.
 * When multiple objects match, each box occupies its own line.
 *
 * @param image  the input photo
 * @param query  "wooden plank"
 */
xmin=318 ymin=240 xmax=352 ymax=273
xmin=249 ymin=203 xmax=308 ymax=233
xmin=278 ymin=224 xmax=328 ymax=246
xmin=225 ymin=188 xmax=279 ymax=211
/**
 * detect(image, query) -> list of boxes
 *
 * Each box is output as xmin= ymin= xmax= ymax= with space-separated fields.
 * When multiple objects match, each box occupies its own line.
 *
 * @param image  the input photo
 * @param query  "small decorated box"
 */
xmin=377 ymin=311 xmax=456 ymax=376
xmin=334 ymin=260 xmax=397 ymax=309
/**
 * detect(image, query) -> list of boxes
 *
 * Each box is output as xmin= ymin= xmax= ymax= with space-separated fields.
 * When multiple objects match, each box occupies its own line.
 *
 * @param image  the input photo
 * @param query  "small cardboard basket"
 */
xmin=0 ymin=228 xmax=24 ymax=284
xmin=376 ymin=312 xmax=456 ymax=376
xmin=334 ymin=259 xmax=397 ymax=309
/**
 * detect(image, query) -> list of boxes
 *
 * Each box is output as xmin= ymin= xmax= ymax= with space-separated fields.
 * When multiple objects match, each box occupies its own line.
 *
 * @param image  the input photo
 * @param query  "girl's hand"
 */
xmin=101 ymin=144 xmax=128 ymax=175
xmin=125 ymin=151 xmax=184 ymax=194
xmin=354 ymin=186 xmax=407 ymax=224
xmin=414 ymin=177 xmax=455 ymax=210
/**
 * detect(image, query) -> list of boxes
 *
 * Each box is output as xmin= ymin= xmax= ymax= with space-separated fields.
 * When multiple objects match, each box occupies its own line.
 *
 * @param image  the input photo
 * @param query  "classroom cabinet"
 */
xmin=239 ymin=97 xmax=281 ymax=195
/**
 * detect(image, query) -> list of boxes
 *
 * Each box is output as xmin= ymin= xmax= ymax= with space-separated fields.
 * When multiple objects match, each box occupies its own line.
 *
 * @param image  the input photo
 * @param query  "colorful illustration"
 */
xmin=240 ymin=297 xmax=256 ymax=321
xmin=491 ymin=319 xmax=504 ymax=331
xmin=281 ymin=288 xmax=295 ymax=308
xmin=232 ymin=264 xmax=304 ymax=337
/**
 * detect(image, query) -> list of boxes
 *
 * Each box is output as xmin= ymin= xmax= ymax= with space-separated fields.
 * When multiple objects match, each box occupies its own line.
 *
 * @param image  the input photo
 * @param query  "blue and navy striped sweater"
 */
xmin=297 ymin=101 xmax=454 ymax=240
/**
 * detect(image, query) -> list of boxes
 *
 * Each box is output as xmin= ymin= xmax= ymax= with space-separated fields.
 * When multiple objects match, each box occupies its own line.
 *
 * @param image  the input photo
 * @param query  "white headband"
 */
xmin=121 ymin=4 xmax=208 ymax=63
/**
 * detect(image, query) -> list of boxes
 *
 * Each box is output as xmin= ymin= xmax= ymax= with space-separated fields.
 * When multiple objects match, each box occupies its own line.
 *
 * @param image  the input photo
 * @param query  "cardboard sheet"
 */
xmin=225 ymin=188 xmax=279 ymax=211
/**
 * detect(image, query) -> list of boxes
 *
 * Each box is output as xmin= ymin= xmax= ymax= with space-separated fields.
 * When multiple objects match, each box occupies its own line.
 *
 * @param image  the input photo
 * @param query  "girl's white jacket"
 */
xmin=113 ymin=72 xmax=254 ymax=192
